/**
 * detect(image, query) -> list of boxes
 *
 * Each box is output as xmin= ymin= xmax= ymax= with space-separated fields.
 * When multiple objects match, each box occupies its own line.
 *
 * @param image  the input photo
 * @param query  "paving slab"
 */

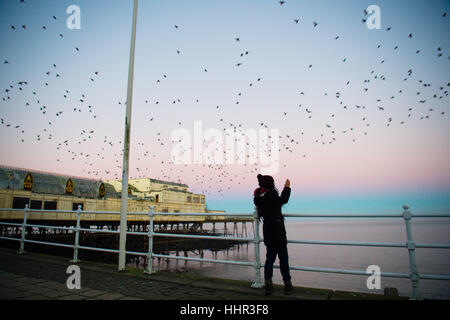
xmin=94 ymin=292 xmax=125 ymax=300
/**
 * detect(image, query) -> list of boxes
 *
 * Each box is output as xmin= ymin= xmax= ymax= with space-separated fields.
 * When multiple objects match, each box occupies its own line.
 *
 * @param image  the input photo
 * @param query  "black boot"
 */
xmin=284 ymin=280 xmax=293 ymax=295
xmin=265 ymin=279 xmax=274 ymax=295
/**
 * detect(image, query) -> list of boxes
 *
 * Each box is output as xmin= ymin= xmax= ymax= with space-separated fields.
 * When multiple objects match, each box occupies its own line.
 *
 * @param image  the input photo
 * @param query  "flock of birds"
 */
xmin=1 ymin=0 xmax=449 ymax=199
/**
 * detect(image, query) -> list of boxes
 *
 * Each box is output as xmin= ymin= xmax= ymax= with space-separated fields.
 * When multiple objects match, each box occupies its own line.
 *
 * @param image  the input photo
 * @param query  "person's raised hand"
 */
xmin=284 ymin=179 xmax=290 ymax=188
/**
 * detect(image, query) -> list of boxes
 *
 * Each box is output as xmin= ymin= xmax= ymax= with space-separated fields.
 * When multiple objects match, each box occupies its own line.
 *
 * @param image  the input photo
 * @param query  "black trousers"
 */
xmin=264 ymin=244 xmax=291 ymax=282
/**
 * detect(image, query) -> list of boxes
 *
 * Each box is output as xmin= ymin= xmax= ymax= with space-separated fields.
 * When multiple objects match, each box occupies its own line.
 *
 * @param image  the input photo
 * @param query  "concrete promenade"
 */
xmin=0 ymin=248 xmax=401 ymax=301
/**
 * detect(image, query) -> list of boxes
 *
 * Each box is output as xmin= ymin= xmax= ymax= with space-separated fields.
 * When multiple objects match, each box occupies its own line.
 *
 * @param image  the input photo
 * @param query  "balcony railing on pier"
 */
xmin=0 ymin=205 xmax=449 ymax=300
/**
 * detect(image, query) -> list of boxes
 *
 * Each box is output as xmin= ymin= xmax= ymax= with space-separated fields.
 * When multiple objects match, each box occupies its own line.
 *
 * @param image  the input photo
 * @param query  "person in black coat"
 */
xmin=253 ymin=174 xmax=293 ymax=295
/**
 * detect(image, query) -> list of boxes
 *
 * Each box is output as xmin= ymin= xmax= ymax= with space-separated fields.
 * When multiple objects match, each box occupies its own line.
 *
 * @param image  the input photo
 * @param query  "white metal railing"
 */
xmin=0 ymin=205 xmax=449 ymax=299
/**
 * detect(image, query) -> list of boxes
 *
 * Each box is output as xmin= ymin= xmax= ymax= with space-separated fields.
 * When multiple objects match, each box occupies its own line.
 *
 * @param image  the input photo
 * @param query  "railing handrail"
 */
xmin=2 ymin=207 xmax=449 ymax=218
xmin=0 ymin=205 xmax=449 ymax=299
xmin=0 ymin=208 xmax=253 ymax=217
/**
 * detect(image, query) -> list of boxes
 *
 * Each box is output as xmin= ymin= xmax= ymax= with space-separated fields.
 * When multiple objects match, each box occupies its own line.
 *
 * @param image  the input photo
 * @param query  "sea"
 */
xmin=141 ymin=217 xmax=450 ymax=300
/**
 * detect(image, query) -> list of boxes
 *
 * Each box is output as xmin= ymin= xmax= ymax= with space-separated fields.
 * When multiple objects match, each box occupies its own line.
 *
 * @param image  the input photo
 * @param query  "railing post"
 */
xmin=144 ymin=205 xmax=155 ymax=275
xmin=402 ymin=205 xmax=421 ymax=300
xmin=18 ymin=204 xmax=29 ymax=254
xmin=251 ymin=208 xmax=263 ymax=288
xmin=71 ymin=205 xmax=82 ymax=263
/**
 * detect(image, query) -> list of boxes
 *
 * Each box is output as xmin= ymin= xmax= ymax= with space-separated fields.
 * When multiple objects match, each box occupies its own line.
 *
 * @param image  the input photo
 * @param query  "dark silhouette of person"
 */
xmin=253 ymin=174 xmax=292 ymax=295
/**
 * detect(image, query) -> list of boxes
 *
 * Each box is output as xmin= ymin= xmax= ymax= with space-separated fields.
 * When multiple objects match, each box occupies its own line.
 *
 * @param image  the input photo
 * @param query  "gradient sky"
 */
xmin=0 ymin=0 xmax=449 ymax=213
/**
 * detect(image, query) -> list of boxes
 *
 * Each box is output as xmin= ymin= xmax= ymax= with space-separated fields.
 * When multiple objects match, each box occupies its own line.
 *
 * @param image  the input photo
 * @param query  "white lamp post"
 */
xmin=118 ymin=0 xmax=139 ymax=271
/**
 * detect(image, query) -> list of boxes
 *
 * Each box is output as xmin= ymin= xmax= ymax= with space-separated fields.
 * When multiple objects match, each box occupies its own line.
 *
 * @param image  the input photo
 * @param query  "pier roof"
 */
xmin=0 ymin=165 xmax=119 ymax=199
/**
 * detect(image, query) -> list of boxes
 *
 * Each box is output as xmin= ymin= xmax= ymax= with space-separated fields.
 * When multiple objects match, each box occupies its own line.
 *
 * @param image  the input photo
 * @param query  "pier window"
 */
xmin=12 ymin=197 xmax=29 ymax=209
xmin=43 ymin=201 xmax=57 ymax=210
xmin=193 ymin=197 xmax=199 ymax=203
xmin=187 ymin=196 xmax=192 ymax=203
xmin=30 ymin=200 xmax=42 ymax=210
xmin=72 ymin=203 xmax=84 ymax=211
xmin=155 ymin=194 xmax=159 ymax=203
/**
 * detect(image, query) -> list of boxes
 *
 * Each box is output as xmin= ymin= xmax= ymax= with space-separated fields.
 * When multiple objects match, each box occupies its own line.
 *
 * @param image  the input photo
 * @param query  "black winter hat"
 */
xmin=257 ymin=174 xmax=275 ymax=189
